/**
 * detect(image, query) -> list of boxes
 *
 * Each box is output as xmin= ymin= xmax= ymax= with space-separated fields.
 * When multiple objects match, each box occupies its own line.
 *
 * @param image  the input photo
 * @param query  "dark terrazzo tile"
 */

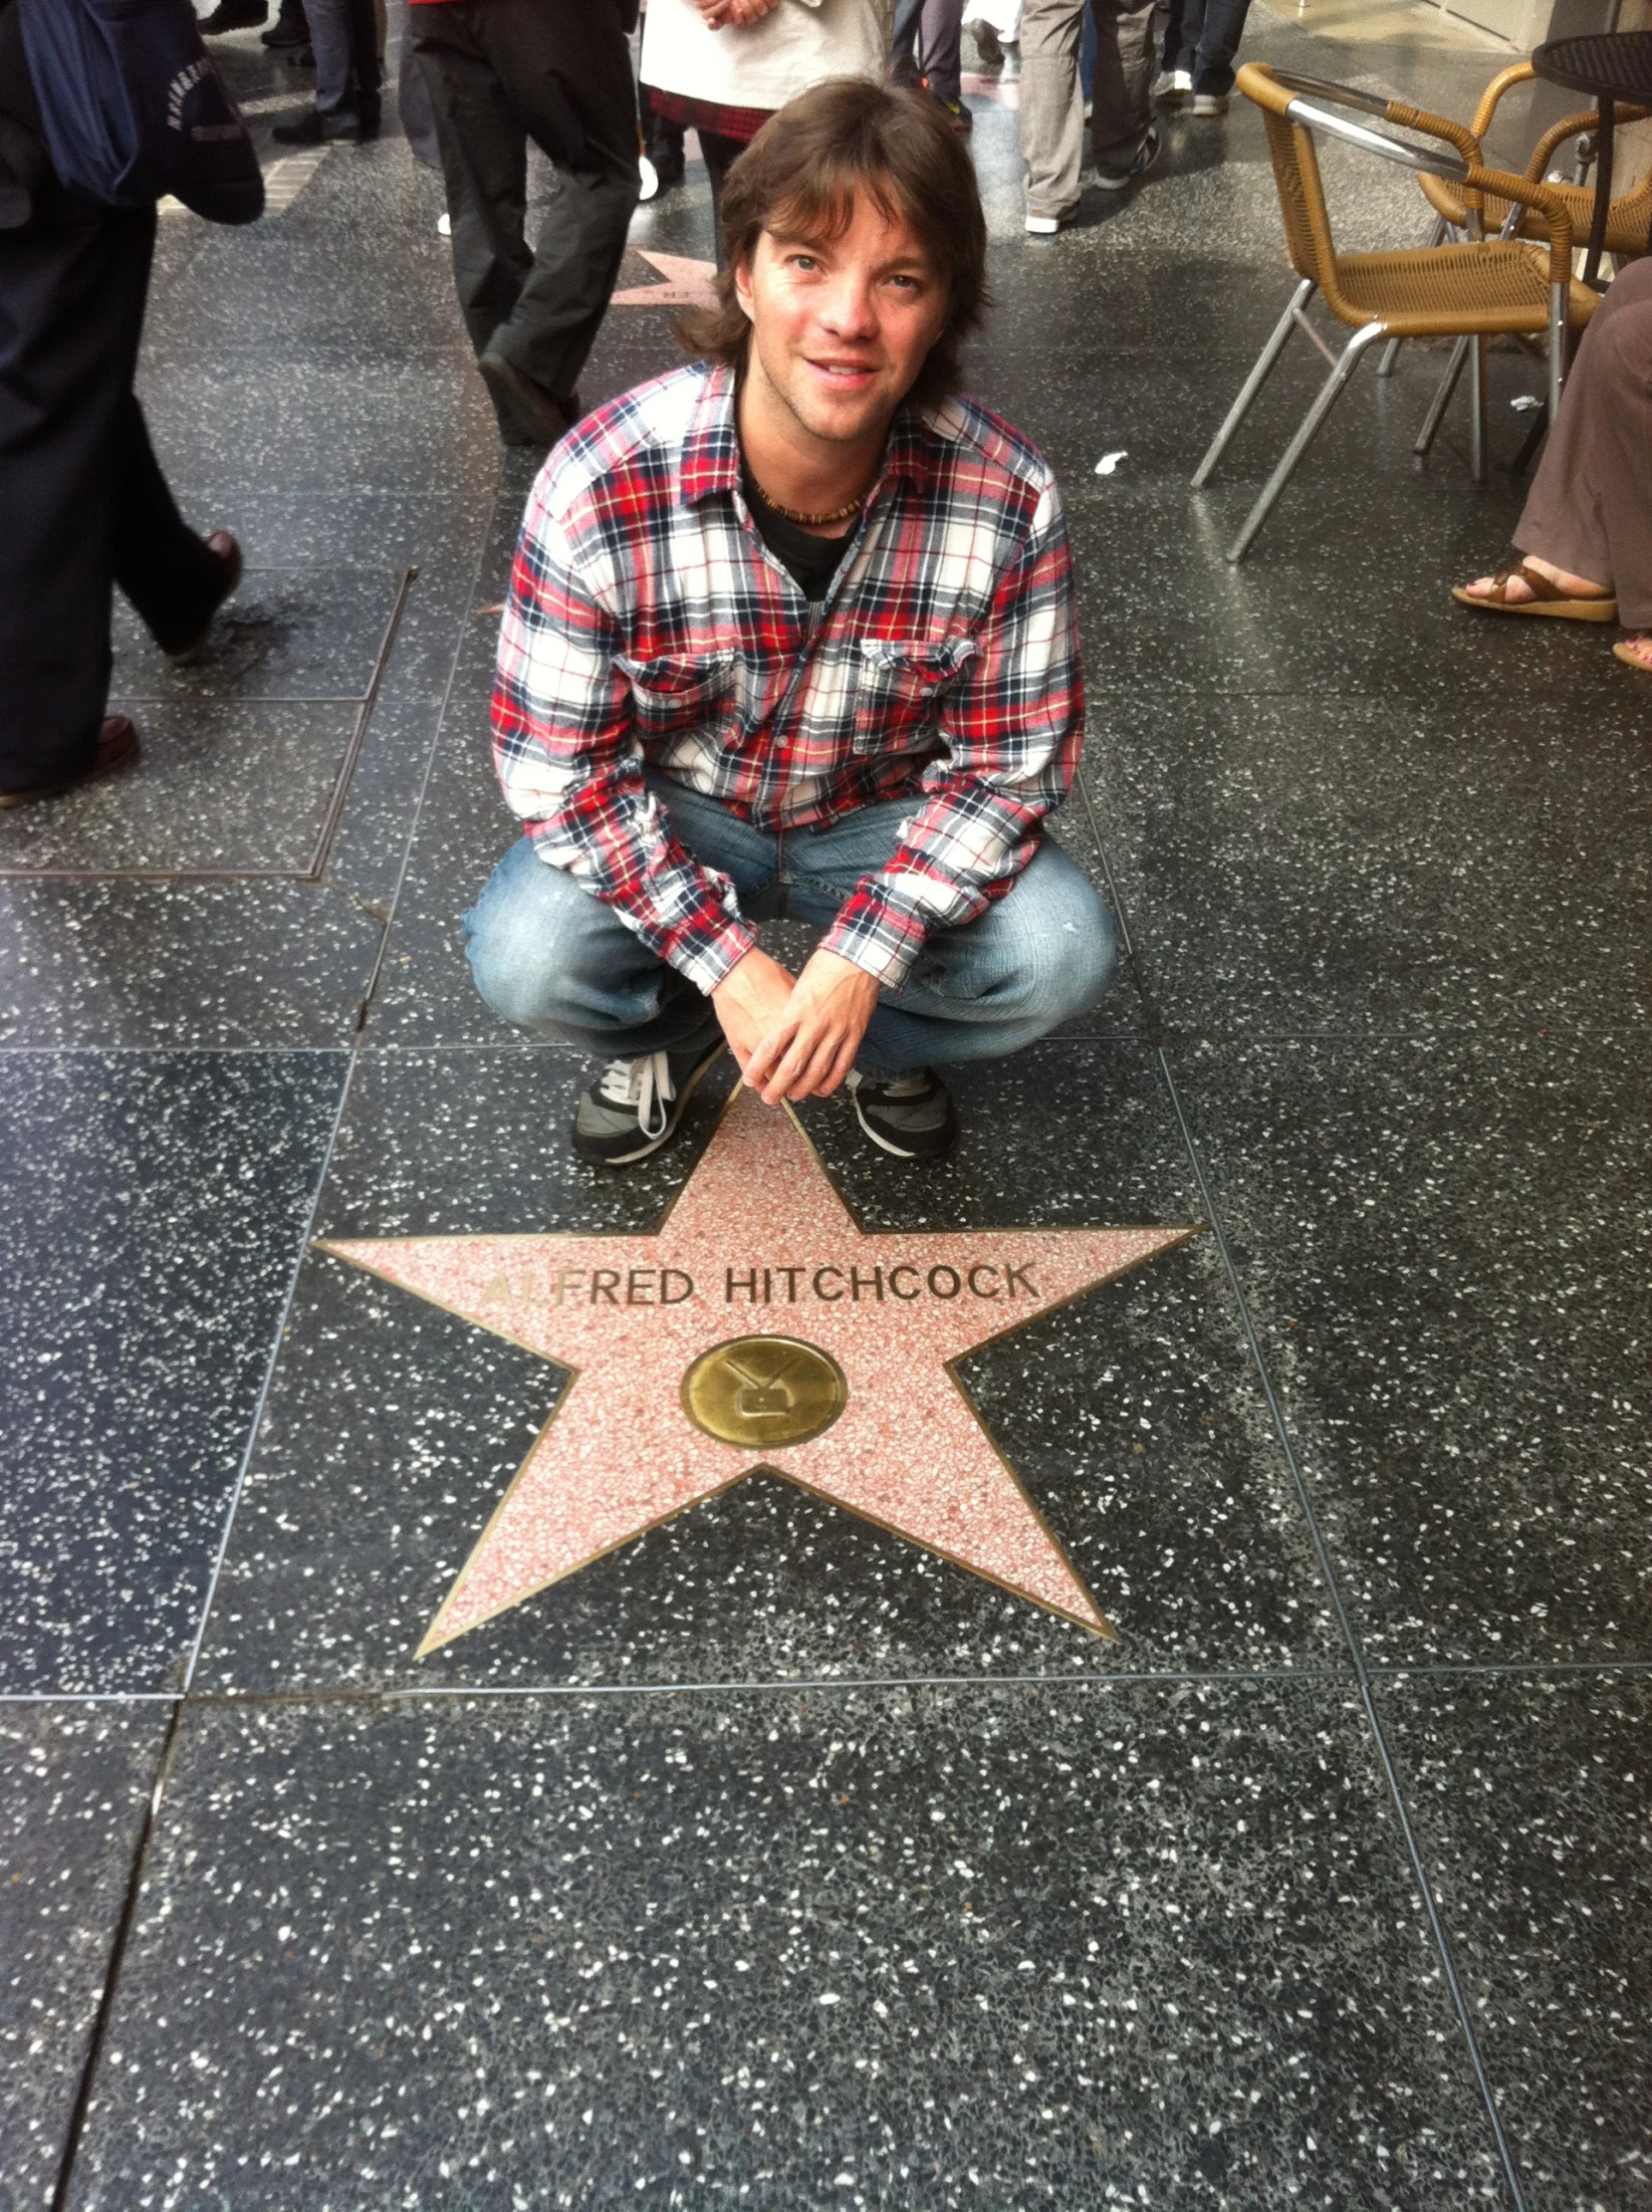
xmin=194 ymin=1040 xmax=1338 ymax=1689
xmin=1375 ymin=1670 xmax=1652 ymax=2212
xmin=1065 ymin=481 xmax=1624 ymax=709
xmin=1169 ymin=1034 xmax=1652 ymax=1666
xmin=140 ymin=488 xmax=494 ymax=572
xmin=0 ymin=878 xmax=383 ymax=1046
xmin=0 ymin=1703 xmax=168 ymax=2206
xmin=0 ymin=701 xmax=359 ymax=876
xmin=0 ymin=1053 xmax=345 ymax=1691
xmin=68 ymin=1682 xmax=1505 ymax=2210
xmin=134 ymin=353 xmax=498 ymax=501
xmin=1083 ymin=687 xmax=1652 ymax=1034
xmin=111 ymin=565 xmax=411 ymax=701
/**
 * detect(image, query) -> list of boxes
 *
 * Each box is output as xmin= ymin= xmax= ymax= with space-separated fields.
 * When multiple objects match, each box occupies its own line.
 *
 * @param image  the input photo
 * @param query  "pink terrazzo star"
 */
xmin=320 ymin=1089 xmax=1197 ymax=1654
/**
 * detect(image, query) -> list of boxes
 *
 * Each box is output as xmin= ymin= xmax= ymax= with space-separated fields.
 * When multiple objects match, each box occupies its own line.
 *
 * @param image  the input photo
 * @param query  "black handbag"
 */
xmin=17 ymin=0 xmax=263 ymax=223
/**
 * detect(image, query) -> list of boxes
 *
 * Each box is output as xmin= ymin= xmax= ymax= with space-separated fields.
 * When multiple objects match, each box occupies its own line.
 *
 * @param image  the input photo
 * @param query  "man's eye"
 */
xmin=790 ymin=254 xmax=819 ymax=272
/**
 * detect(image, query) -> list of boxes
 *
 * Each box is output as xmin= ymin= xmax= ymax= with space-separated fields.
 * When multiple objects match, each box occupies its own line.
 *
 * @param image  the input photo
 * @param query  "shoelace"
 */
xmin=596 ymin=1051 xmax=676 ymax=1139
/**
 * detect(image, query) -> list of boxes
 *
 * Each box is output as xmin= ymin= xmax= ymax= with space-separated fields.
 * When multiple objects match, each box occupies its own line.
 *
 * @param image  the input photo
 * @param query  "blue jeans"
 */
xmin=463 ymin=778 xmax=1117 ymax=1078
xmin=1161 ymin=0 xmax=1252 ymax=97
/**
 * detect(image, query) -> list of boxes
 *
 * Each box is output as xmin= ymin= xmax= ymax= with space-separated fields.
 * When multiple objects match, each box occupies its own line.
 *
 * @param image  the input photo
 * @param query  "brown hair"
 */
xmin=675 ymin=77 xmax=989 ymax=411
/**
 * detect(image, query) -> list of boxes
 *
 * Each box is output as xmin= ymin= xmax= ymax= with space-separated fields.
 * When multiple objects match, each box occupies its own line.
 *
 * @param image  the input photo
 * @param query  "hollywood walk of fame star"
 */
xmin=609 ymin=250 xmax=720 ymax=313
xmin=319 ymin=1088 xmax=1197 ymax=1655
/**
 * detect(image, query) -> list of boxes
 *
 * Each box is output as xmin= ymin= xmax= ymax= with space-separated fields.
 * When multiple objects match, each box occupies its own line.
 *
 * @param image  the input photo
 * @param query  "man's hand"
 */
xmin=694 ymin=0 xmax=782 ymax=26
xmin=712 ymin=945 xmax=881 ymax=1106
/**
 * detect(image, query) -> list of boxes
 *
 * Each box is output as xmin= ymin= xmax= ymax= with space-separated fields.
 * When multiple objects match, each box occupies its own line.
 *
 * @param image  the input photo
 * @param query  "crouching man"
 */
xmin=464 ymin=76 xmax=1116 ymax=1166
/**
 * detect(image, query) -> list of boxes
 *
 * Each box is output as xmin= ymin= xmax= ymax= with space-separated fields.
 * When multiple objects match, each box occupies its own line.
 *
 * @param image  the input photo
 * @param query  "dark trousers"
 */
xmin=0 ymin=199 xmax=221 ymax=790
xmin=412 ymin=0 xmax=638 ymax=403
xmin=891 ymin=0 xmax=964 ymax=106
xmin=1161 ymin=0 xmax=1253 ymax=97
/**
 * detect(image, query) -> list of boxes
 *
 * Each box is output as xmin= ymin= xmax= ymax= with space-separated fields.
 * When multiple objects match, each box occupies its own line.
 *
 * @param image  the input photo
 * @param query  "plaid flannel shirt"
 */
xmin=491 ymin=361 xmax=1082 ymax=995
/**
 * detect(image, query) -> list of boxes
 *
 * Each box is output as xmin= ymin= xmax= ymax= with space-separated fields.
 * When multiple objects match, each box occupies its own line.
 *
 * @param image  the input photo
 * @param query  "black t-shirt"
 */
xmin=742 ymin=468 xmax=854 ymax=603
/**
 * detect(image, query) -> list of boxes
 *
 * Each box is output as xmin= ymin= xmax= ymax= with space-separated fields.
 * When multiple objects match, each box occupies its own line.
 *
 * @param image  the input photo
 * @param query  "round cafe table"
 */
xmin=1532 ymin=30 xmax=1652 ymax=289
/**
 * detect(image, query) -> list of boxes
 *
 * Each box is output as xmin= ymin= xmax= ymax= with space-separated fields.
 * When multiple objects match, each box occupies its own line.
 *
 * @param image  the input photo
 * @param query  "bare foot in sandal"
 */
xmin=1453 ymin=554 xmax=1616 ymax=621
xmin=1613 ymin=631 xmax=1652 ymax=672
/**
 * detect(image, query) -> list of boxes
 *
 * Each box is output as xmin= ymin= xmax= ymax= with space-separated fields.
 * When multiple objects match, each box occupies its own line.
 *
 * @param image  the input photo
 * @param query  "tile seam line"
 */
xmin=161 ymin=1665 xmax=1358 ymax=1707
xmin=349 ymin=462 xmax=502 ymax=1028
xmin=1152 ymin=1040 xmax=1528 ymax=2212
xmin=173 ymin=469 xmax=496 ymax=1691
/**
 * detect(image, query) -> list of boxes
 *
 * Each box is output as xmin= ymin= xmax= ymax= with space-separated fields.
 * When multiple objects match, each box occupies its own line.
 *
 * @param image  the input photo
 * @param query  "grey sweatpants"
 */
xmin=1515 ymin=253 xmax=1652 ymax=629
xmin=1019 ymin=0 xmax=1157 ymax=217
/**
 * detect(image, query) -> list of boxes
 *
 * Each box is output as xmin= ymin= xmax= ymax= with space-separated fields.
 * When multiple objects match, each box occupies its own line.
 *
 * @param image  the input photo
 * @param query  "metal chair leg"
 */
xmin=1469 ymin=333 xmax=1488 ymax=483
xmin=1226 ymin=324 xmax=1387 ymax=565
xmin=1414 ymin=336 xmax=1470 ymax=458
xmin=1192 ymin=279 xmax=1316 ymax=488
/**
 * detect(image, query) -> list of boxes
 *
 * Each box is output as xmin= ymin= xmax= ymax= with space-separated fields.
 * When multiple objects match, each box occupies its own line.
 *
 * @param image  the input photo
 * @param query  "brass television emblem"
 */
xmin=681 ymin=1335 xmax=848 ymax=1449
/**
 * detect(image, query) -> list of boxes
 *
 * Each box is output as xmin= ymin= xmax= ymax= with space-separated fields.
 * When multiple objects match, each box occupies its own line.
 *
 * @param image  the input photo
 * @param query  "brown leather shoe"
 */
xmin=165 ymin=530 xmax=243 ymax=661
xmin=477 ymin=352 xmax=574 ymax=448
xmin=0 ymin=715 xmax=140 ymax=808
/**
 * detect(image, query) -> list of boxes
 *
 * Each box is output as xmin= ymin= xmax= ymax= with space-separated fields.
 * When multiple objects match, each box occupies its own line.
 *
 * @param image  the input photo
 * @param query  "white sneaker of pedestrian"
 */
xmin=437 ymin=208 xmax=451 ymax=237
xmin=1192 ymin=92 xmax=1229 ymax=117
xmin=638 ymin=154 xmax=660 ymax=201
xmin=1153 ymin=68 xmax=1192 ymax=103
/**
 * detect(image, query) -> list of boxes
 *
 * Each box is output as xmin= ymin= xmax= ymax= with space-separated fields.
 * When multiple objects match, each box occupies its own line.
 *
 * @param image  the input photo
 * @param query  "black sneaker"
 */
xmin=573 ymin=1041 xmax=725 ymax=1167
xmin=846 ymin=1069 xmax=957 ymax=1160
xmin=1094 ymin=123 xmax=1161 ymax=191
xmin=199 ymin=0 xmax=266 ymax=29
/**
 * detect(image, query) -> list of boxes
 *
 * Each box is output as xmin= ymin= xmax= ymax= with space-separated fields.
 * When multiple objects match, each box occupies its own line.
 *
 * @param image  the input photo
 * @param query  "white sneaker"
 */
xmin=436 ymin=209 xmax=451 ymax=237
xmin=1024 ymin=211 xmax=1064 ymax=235
xmin=1192 ymin=92 xmax=1229 ymax=117
xmin=1153 ymin=68 xmax=1192 ymax=103
xmin=638 ymin=153 xmax=660 ymax=202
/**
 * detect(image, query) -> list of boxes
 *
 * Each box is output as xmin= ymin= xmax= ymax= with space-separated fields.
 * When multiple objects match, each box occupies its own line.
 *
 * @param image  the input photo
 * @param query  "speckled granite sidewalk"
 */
xmin=2 ymin=9 xmax=1648 ymax=2210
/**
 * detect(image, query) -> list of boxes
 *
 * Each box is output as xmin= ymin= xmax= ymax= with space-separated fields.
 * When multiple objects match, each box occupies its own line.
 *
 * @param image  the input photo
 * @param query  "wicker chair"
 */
xmin=1194 ymin=66 xmax=1592 ymax=564
xmin=1417 ymin=61 xmax=1651 ymax=262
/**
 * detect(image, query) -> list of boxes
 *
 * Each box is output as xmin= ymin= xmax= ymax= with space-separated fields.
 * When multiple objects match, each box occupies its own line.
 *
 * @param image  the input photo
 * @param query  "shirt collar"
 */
xmin=677 ymin=359 xmax=951 ymax=510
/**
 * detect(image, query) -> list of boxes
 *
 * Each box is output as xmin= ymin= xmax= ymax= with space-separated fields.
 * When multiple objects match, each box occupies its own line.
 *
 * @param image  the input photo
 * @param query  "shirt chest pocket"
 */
xmin=616 ymin=651 xmax=737 ymax=738
xmin=851 ymin=637 xmax=976 ymax=755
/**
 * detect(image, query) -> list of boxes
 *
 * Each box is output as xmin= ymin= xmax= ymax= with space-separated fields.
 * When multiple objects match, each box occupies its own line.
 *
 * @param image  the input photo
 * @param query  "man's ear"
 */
xmin=732 ymin=245 xmax=757 ymax=326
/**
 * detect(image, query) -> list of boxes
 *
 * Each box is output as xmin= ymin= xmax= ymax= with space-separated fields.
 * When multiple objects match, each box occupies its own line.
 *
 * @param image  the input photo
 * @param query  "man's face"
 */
xmin=734 ymin=191 xmax=950 ymax=450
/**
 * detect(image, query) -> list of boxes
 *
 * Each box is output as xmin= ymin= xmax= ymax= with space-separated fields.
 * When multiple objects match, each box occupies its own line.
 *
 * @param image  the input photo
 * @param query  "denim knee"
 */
xmin=982 ymin=846 xmax=1118 ymax=1026
xmin=462 ymin=839 xmax=622 ymax=1034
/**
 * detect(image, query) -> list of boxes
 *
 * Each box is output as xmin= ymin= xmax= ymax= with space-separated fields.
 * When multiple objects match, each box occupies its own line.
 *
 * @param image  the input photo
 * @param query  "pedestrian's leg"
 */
xmin=413 ymin=9 xmax=532 ymax=360
xmin=1088 ymin=0 xmax=1157 ymax=170
xmin=481 ymin=0 xmax=639 ymax=404
xmin=1190 ymin=0 xmax=1251 ymax=97
xmin=1160 ymin=0 xmax=1196 ymax=73
xmin=1018 ymin=0 xmax=1086 ymax=223
xmin=304 ymin=0 xmax=354 ymax=119
xmin=891 ymin=0 xmax=922 ymax=87
xmin=110 ymin=397 xmax=230 ymax=655
xmin=347 ymin=0 xmax=382 ymax=125
xmin=1515 ymin=256 xmax=1652 ymax=626
xmin=918 ymin=0 xmax=966 ymax=106
xmin=0 ymin=204 xmax=151 ymax=792
xmin=700 ymin=129 xmax=752 ymax=248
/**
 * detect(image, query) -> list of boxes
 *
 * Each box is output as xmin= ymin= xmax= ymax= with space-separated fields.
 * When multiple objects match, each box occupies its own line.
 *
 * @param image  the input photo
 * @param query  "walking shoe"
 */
xmin=845 ymin=1070 xmax=957 ymax=1161
xmin=573 ymin=1041 xmax=725 ymax=1167
xmin=1192 ymin=92 xmax=1229 ymax=117
xmin=261 ymin=0 xmax=309 ymax=46
xmin=1152 ymin=67 xmax=1192 ymax=103
xmin=966 ymin=16 xmax=1005 ymax=69
xmin=478 ymin=352 xmax=575 ymax=449
xmin=1094 ymin=123 xmax=1161 ymax=190
xmin=162 ymin=531 xmax=243 ymax=661
xmin=1024 ymin=210 xmax=1071 ymax=236
xmin=272 ymin=107 xmax=375 ymax=144
xmin=0 ymin=717 xmax=139 ymax=809
xmin=199 ymin=0 xmax=265 ymax=29
xmin=933 ymin=95 xmax=973 ymax=133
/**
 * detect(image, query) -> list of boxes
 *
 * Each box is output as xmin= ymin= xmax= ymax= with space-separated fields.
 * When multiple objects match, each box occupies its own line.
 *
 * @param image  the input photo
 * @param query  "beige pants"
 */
xmin=1018 ymin=0 xmax=1157 ymax=217
xmin=1515 ymin=253 xmax=1652 ymax=629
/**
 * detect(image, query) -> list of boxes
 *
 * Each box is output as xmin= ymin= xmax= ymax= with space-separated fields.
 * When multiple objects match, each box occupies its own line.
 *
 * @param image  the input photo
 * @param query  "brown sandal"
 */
xmin=1452 ymin=562 xmax=1616 ymax=622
